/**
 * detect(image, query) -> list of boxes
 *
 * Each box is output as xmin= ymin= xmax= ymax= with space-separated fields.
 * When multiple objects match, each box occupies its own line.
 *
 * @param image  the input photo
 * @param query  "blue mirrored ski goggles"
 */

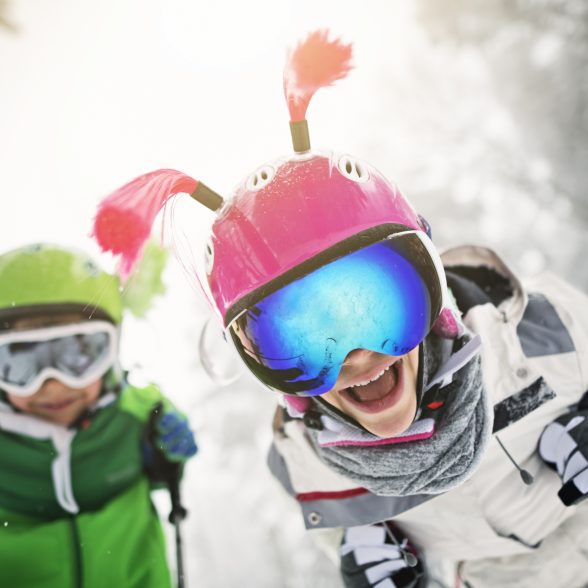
xmin=0 ymin=321 xmax=118 ymax=397
xmin=228 ymin=230 xmax=445 ymax=396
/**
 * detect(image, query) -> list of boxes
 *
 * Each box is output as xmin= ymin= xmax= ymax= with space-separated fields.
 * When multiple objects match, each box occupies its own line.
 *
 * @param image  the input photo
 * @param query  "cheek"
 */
xmin=82 ymin=380 xmax=103 ymax=402
xmin=403 ymin=350 xmax=419 ymax=392
xmin=320 ymin=390 xmax=342 ymax=411
xmin=6 ymin=394 xmax=31 ymax=412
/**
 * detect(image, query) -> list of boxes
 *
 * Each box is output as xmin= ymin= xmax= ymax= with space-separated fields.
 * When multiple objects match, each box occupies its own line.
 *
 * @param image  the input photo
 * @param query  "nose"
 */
xmin=342 ymin=348 xmax=374 ymax=365
xmin=39 ymin=377 xmax=69 ymax=393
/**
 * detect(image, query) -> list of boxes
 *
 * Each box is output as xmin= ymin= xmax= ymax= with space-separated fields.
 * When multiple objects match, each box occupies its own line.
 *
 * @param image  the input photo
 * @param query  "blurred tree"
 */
xmin=410 ymin=0 xmax=588 ymax=287
xmin=417 ymin=0 xmax=587 ymax=216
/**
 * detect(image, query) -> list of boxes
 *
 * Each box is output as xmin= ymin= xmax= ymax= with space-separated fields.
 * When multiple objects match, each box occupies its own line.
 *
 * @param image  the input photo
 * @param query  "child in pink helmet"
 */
xmin=94 ymin=30 xmax=588 ymax=588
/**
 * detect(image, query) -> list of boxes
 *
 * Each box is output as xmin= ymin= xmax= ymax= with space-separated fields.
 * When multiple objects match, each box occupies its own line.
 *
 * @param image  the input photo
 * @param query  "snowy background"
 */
xmin=1 ymin=1 xmax=587 ymax=586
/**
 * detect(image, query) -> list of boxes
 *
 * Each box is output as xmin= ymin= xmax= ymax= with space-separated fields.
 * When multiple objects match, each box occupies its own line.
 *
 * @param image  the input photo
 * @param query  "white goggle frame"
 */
xmin=0 ymin=321 xmax=119 ymax=397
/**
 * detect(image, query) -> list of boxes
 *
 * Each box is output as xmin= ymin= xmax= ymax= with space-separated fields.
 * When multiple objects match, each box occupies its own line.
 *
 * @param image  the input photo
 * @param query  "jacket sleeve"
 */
xmin=118 ymin=381 xmax=189 ymax=486
xmin=524 ymin=271 xmax=588 ymax=403
xmin=118 ymin=382 xmax=178 ymax=424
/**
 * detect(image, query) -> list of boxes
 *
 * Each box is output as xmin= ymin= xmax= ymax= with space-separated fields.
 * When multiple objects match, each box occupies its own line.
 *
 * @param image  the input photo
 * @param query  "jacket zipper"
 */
xmin=68 ymin=516 xmax=83 ymax=588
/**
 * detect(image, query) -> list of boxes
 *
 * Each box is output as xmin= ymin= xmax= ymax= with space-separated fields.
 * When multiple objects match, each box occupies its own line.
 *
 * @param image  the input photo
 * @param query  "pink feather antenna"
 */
xmin=93 ymin=169 xmax=223 ymax=278
xmin=284 ymin=29 xmax=353 ymax=152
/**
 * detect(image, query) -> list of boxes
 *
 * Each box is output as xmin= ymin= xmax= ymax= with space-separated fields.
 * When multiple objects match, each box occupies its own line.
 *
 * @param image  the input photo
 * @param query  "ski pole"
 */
xmin=167 ymin=461 xmax=187 ymax=588
xmin=148 ymin=402 xmax=188 ymax=588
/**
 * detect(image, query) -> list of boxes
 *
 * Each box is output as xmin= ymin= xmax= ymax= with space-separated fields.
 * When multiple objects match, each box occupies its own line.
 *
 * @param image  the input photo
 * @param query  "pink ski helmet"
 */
xmin=93 ymin=30 xmax=459 ymax=396
xmin=210 ymin=152 xmax=430 ymax=326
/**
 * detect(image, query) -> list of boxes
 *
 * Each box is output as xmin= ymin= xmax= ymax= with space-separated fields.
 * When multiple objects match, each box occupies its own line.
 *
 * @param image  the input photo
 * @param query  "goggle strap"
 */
xmin=400 ymin=230 xmax=449 ymax=307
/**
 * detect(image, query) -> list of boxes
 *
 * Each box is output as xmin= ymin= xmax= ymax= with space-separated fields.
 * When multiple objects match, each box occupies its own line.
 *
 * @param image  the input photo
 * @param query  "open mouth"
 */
xmin=340 ymin=359 xmax=404 ymax=414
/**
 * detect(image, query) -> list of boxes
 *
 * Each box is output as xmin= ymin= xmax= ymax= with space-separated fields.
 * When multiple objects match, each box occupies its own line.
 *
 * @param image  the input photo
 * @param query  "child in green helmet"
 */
xmin=0 ymin=243 xmax=197 ymax=588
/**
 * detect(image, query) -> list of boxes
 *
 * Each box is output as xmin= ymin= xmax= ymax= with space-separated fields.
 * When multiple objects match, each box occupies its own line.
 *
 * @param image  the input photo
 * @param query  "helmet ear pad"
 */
xmin=432 ymin=306 xmax=463 ymax=339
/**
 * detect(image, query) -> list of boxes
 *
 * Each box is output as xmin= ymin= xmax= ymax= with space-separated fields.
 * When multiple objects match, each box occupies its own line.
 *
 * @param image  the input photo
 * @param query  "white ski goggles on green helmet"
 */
xmin=0 ymin=321 xmax=118 ymax=397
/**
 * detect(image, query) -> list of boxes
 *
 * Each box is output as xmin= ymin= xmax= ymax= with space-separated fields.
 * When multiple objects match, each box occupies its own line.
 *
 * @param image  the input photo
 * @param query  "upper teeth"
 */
xmin=352 ymin=362 xmax=398 ymax=387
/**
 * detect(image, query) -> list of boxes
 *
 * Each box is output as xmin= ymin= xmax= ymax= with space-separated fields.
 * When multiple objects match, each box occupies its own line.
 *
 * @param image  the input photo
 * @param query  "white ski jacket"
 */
xmin=267 ymin=245 xmax=588 ymax=588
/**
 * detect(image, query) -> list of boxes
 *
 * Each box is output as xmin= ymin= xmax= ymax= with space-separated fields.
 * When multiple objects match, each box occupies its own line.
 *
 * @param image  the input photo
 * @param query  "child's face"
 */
xmin=4 ymin=313 xmax=104 ymax=426
xmin=320 ymin=347 xmax=419 ymax=437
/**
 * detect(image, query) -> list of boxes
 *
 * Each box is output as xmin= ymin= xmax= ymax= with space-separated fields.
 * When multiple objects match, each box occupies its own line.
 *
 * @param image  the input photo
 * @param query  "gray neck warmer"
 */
xmin=306 ymin=333 xmax=493 ymax=496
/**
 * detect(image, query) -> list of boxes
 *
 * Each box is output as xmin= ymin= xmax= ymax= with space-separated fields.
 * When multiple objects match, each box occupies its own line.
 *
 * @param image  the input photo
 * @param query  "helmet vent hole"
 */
xmin=337 ymin=155 xmax=370 ymax=183
xmin=246 ymin=165 xmax=275 ymax=191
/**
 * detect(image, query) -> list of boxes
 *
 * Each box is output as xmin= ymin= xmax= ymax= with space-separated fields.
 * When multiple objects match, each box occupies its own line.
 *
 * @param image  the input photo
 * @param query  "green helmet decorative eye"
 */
xmin=0 ymin=244 xmax=123 ymax=325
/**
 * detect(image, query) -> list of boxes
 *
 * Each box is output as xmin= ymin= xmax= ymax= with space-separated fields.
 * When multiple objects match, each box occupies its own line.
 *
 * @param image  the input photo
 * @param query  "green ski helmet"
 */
xmin=0 ymin=243 xmax=123 ymax=327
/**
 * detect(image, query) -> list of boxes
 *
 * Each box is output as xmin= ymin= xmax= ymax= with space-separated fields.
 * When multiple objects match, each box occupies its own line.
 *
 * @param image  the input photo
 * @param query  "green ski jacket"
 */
xmin=0 ymin=381 xmax=175 ymax=588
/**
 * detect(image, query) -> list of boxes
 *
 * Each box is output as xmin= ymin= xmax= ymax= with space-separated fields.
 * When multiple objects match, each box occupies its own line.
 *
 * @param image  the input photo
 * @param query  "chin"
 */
xmin=37 ymin=409 xmax=78 ymax=427
xmin=362 ymin=411 xmax=415 ymax=438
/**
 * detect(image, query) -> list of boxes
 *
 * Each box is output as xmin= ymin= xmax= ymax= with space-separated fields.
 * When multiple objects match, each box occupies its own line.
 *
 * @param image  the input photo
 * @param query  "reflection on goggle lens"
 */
xmin=229 ymin=233 xmax=442 ymax=396
xmin=0 ymin=331 xmax=112 ymax=390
